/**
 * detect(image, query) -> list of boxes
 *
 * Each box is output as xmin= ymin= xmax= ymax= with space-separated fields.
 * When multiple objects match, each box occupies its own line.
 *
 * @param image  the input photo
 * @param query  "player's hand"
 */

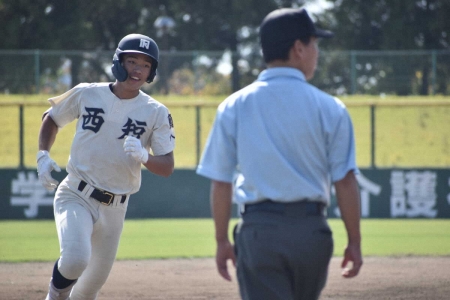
xmin=36 ymin=150 xmax=61 ymax=191
xmin=123 ymin=136 xmax=149 ymax=164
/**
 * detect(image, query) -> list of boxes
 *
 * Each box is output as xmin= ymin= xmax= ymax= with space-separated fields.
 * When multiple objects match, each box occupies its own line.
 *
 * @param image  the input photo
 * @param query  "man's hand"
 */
xmin=341 ymin=242 xmax=363 ymax=278
xmin=123 ymin=136 xmax=149 ymax=163
xmin=216 ymin=240 xmax=236 ymax=281
xmin=36 ymin=150 xmax=61 ymax=191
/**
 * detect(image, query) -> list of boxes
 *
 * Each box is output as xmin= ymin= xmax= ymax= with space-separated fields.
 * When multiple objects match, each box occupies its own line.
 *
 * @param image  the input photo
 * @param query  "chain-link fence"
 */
xmin=0 ymin=50 xmax=235 ymax=96
xmin=312 ymin=50 xmax=450 ymax=96
xmin=1 ymin=49 xmax=450 ymax=169
xmin=1 ymin=49 xmax=450 ymax=96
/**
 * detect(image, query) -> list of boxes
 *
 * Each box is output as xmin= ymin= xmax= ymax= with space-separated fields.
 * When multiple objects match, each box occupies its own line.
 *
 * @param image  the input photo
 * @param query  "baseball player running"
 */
xmin=37 ymin=33 xmax=175 ymax=300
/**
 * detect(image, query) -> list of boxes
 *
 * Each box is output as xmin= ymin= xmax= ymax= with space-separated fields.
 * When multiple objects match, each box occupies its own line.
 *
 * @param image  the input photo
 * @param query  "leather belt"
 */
xmin=243 ymin=200 xmax=325 ymax=216
xmin=77 ymin=180 xmax=127 ymax=206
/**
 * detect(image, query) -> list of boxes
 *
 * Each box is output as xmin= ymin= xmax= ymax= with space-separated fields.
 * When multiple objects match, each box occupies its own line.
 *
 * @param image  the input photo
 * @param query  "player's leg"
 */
xmin=45 ymin=259 xmax=77 ymax=300
xmin=69 ymin=202 xmax=127 ymax=300
xmin=45 ymin=184 xmax=95 ymax=300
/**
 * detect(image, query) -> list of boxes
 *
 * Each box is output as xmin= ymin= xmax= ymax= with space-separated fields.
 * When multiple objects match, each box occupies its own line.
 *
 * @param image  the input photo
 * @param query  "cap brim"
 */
xmin=314 ymin=28 xmax=334 ymax=38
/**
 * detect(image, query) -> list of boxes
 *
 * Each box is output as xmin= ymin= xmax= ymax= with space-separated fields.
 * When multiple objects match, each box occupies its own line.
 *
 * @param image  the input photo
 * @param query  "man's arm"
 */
xmin=334 ymin=170 xmax=363 ymax=278
xmin=142 ymin=151 xmax=174 ymax=177
xmin=39 ymin=114 xmax=58 ymax=151
xmin=210 ymin=180 xmax=235 ymax=281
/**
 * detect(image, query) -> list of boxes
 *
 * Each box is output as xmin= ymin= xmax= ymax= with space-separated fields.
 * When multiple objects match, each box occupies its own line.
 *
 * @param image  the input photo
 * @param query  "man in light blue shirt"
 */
xmin=197 ymin=7 xmax=362 ymax=300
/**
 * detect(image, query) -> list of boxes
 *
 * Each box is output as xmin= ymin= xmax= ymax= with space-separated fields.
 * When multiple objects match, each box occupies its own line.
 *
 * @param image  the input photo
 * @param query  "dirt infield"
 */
xmin=1 ymin=256 xmax=449 ymax=299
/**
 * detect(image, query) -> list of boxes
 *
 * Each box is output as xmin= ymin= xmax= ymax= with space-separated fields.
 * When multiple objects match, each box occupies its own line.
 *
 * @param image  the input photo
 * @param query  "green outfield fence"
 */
xmin=1 ymin=49 xmax=450 ymax=96
xmin=1 ymin=99 xmax=450 ymax=169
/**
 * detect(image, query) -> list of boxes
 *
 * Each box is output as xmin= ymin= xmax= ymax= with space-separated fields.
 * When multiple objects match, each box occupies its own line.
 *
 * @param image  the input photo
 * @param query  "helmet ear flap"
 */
xmin=147 ymin=61 xmax=158 ymax=83
xmin=111 ymin=53 xmax=128 ymax=82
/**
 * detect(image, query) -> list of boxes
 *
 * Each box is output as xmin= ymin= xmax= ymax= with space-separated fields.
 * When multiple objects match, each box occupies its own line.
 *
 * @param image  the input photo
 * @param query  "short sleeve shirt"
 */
xmin=48 ymin=82 xmax=175 ymax=194
xmin=196 ymin=68 xmax=358 ymax=205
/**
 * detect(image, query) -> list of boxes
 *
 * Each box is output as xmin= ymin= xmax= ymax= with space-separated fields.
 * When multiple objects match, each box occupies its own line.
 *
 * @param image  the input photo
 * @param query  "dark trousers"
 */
xmin=234 ymin=201 xmax=333 ymax=300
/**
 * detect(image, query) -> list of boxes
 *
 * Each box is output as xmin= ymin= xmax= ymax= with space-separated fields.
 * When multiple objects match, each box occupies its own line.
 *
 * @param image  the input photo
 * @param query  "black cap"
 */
xmin=260 ymin=8 xmax=334 ymax=51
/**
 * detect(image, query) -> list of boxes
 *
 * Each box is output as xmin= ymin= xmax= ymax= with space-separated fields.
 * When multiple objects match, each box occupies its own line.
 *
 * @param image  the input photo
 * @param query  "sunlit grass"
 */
xmin=1 ymin=219 xmax=449 ymax=262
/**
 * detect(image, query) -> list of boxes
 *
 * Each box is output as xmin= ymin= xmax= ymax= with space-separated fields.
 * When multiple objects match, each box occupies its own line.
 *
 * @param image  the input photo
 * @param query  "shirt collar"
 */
xmin=257 ymin=67 xmax=306 ymax=82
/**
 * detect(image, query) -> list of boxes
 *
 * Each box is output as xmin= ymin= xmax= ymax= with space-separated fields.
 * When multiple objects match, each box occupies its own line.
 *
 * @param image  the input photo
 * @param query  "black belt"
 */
xmin=243 ymin=200 xmax=325 ymax=216
xmin=78 ymin=180 xmax=127 ymax=206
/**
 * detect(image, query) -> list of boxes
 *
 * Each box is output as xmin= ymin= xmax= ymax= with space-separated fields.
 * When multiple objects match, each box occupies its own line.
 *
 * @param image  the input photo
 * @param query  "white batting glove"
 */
xmin=123 ymin=136 xmax=149 ymax=164
xmin=36 ymin=150 xmax=61 ymax=191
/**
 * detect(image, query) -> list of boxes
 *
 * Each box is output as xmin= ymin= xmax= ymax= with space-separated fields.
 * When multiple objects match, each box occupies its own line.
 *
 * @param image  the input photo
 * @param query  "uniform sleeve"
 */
xmin=196 ymin=101 xmax=237 ymax=183
xmin=149 ymin=106 xmax=175 ymax=156
xmin=327 ymin=102 xmax=359 ymax=182
xmin=47 ymin=83 xmax=89 ymax=128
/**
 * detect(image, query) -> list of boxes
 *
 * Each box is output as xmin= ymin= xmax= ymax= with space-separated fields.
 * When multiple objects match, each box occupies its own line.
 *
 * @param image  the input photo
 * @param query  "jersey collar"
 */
xmin=257 ymin=67 xmax=306 ymax=82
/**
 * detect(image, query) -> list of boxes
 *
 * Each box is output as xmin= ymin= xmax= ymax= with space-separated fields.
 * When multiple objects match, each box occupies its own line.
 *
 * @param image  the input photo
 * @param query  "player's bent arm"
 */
xmin=334 ymin=170 xmax=363 ymax=278
xmin=39 ymin=114 xmax=59 ymax=151
xmin=142 ymin=151 xmax=174 ymax=177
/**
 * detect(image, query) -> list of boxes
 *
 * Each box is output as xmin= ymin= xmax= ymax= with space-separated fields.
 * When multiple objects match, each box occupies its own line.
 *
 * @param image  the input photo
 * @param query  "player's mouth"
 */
xmin=129 ymin=75 xmax=141 ymax=81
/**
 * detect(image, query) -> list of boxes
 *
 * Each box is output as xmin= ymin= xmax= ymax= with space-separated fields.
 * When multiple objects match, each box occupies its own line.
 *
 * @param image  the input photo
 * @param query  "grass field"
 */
xmin=0 ymin=219 xmax=449 ymax=263
xmin=1 ymin=94 xmax=450 ymax=168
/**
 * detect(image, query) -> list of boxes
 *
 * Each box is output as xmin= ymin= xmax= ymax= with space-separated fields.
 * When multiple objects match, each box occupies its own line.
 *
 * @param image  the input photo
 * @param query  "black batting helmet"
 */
xmin=111 ymin=34 xmax=159 ymax=83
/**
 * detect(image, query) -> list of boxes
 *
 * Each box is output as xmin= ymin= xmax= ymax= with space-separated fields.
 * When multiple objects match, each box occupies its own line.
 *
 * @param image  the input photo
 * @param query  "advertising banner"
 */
xmin=1 ymin=168 xmax=449 ymax=219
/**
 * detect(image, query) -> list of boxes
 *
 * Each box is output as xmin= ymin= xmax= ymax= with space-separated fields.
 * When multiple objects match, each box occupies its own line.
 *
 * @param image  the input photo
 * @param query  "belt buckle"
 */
xmin=102 ymin=191 xmax=114 ymax=206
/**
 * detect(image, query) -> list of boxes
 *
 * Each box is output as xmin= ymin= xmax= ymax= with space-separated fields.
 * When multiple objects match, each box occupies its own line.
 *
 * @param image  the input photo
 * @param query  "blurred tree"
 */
xmin=324 ymin=0 xmax=450 ymax=50
xmin=163 ymin=0 xmax=279 ymax=91
xmin=5 ymin=0 xmax=447 ymax=95
xmin=0 ymin=0 xmax=279 ymax=92
xmin=324 ymin=0 xmax=450 ymax=94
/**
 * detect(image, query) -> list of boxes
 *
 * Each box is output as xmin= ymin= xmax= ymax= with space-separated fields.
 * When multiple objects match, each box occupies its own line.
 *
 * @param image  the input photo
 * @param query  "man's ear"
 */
xmin=291 ymin=39 xmax=305 ymax=59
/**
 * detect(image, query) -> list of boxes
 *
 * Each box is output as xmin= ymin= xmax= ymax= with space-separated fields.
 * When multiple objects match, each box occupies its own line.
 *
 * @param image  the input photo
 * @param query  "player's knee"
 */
xmin=58 ymin=254 xmax=90 ymax=279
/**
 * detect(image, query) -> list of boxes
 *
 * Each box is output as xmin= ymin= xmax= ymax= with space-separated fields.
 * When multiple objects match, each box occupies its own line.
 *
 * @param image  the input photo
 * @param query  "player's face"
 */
xmin=122 ymin=53 xmax=152 ymax=87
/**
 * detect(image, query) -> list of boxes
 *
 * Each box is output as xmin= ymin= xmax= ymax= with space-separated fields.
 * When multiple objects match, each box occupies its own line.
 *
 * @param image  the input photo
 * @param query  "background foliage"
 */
xmin=0 ymin=0 xmax=449 ymax=95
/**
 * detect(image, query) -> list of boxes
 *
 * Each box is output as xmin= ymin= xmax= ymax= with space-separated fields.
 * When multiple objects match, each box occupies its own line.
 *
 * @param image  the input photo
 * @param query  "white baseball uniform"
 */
xmin=47 ymin=82 xmax=175 ymax=299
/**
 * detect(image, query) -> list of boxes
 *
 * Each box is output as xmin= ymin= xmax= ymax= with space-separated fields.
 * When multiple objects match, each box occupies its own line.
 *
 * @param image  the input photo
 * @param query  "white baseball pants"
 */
xmin=52 ymin=176 xmax=128 ymax=300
